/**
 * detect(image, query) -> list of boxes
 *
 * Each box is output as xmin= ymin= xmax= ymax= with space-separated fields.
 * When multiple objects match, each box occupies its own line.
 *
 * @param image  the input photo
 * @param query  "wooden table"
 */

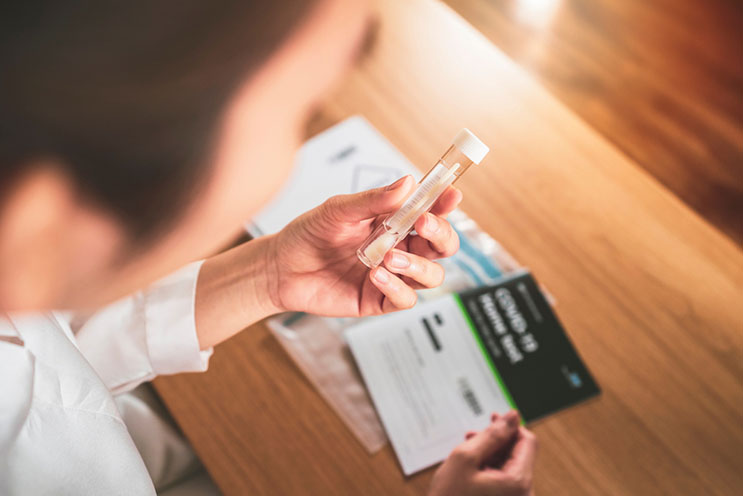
xmin=153 ymin=0 xmax=743 ymax=494
xmin=445 ymin=0 xmax=743 ymax=245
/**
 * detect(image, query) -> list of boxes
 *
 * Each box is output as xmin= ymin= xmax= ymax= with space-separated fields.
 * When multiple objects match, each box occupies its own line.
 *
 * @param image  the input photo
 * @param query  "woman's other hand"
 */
xmin=428 ymin=411 xmax=538 ymax=496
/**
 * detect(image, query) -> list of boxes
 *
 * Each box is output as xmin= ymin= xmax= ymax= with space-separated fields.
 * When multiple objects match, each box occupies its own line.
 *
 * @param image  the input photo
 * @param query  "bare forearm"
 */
xmin=194 ymin=235 xmax=282 ymax=350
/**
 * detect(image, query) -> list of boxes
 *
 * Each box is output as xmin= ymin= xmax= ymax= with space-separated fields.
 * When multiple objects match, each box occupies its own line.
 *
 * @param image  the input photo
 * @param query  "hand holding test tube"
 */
xmin=357 ymin=129 xmax=489 ymax=268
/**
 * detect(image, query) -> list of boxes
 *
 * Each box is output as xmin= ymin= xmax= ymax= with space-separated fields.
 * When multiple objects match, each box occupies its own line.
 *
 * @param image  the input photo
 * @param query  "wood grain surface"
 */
xmin=445 ymin=0 xmax=743 ymax=245
xmin=154 ymin=0 xmax=743 ymax=494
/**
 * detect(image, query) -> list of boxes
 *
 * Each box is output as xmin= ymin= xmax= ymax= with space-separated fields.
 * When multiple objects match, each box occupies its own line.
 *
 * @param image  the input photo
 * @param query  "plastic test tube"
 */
xmin=357 ymin=128 xmax=489 ymax=268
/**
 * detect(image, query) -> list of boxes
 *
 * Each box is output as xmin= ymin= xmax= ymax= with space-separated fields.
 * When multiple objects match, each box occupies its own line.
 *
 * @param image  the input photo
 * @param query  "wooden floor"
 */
xmin=444 ymin=0 xmax=743 ymax=244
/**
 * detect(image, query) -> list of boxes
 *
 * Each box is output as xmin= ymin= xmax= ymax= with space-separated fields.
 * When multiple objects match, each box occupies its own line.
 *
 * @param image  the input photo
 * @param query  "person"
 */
xmin=0 ymin=0 xmax=537 ymax=494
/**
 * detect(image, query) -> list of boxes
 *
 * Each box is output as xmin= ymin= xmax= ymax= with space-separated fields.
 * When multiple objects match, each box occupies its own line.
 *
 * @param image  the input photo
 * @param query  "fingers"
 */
xmin=502 ymin=427 xmax=538 ymax=480
xmin=429 ymin=186 xmax=462 ymax=217
xmin=475 ymin=470 xmax=534 ymax=496
xmin=409 ymin=212 xmax=460 ymax=259
xmin=409 ymin=186 xmax=461 ymax=259
xmin=449 ymin=412 xmax=536 ymax=496
xmin=369 ymin=266 xmax=417 ymax=311
xmin=383 ymin=249 xmax=444 ymax=289
xmin=475 ymin=421 xmax=537 ymax=495
xmin=322 ymin=175 xmax=414 ymax=222
xmin=459 ymin=410 xmax=520 ymax=466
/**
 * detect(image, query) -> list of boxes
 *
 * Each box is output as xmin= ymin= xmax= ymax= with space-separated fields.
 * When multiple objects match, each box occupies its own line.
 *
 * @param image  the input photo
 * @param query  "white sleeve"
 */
xmin=72 ymin=261 xmax=213 ymax=395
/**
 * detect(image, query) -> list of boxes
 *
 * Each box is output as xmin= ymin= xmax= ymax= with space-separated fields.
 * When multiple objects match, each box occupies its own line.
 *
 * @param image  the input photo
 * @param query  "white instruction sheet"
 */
xmin=346 ymin=295 xmax=512 ymax=475
xmin=346 ymin=271 xmax=599 ymax=475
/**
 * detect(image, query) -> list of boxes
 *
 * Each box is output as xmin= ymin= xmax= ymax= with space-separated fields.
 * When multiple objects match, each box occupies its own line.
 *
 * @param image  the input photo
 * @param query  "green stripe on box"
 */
xmin=453 ymin=293 xmax=519 ymax=415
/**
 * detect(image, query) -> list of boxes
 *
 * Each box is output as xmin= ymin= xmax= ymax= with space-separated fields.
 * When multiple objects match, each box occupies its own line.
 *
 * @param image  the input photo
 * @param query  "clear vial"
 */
xmin=357 ymin=129 xmax=489 ymax=268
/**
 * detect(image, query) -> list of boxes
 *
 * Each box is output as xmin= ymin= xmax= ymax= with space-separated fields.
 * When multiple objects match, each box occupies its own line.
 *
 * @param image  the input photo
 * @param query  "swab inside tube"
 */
xmin=357 ymin=129 xmax=489 ymax=269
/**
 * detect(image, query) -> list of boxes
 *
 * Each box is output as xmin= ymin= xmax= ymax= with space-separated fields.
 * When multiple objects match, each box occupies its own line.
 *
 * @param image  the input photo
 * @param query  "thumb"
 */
xmin=465 ymin=410 xmax=520 ymax=465
xmin=322 ymin=175 xmax=414 ymax=222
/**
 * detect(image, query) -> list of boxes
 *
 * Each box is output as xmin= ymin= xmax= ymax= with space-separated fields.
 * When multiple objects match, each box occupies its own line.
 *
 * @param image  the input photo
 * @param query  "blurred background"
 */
xmin=445 ymin=0 xmax=743 ymax=244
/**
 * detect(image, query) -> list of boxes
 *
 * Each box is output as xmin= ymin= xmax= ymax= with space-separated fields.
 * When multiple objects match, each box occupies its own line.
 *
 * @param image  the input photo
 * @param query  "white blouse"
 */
xmin=0 ymin=262 xmax=211 ymax=495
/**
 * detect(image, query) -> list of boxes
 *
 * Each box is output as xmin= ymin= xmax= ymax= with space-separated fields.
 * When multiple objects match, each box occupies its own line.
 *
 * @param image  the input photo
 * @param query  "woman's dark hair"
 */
xmin=0 ymin=0 xmax=316 ymax=239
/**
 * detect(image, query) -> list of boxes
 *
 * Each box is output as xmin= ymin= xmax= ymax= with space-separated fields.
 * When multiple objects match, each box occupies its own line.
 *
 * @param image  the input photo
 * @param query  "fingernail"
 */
xmin=374 ymin=268 xmax=390 ymax=284
xmin=491 ymin=413 xmax=499 ymax=422
xmin=389 ymin=251 xmax=410 ymax=269
xmin=425 ymin=214 xmax=440 ymax=233
xmin=504 ymin=410 xmax=519 ymax=427
xmin=386 ymin=176 xmax=408 ymax=190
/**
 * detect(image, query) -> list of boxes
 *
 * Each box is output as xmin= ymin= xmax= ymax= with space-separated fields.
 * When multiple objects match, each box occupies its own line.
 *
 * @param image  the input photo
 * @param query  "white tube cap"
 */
xmin=452 ymin=128 xmax=489 ymax=164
